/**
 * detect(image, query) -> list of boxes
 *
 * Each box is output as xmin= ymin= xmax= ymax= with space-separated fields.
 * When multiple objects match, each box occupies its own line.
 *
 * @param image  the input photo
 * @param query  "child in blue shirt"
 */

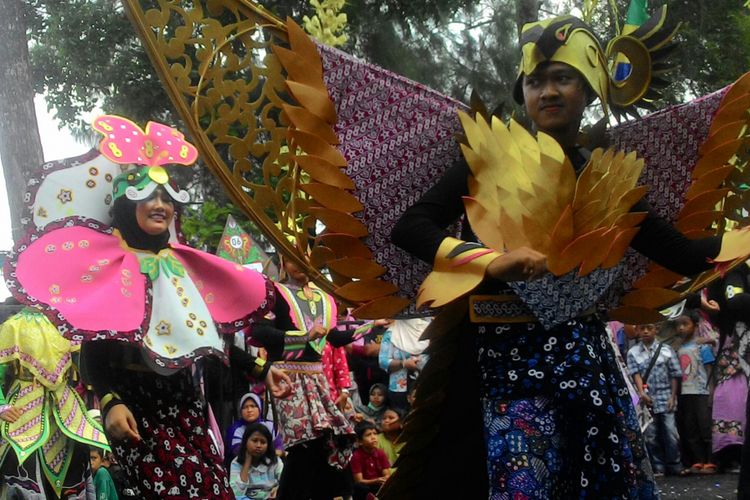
xmin=627 ymin=323 xmax=682 ymax=476
xmin=676 ymin=309 xmax=716 ymax=474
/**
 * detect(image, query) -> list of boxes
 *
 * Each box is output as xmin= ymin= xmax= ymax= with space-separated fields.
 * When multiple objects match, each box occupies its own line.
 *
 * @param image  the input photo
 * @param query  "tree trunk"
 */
xmin=0 ymin=0 xmax=44 ymax=243
xmin=515 ymin=0 xmax=540 ymax=36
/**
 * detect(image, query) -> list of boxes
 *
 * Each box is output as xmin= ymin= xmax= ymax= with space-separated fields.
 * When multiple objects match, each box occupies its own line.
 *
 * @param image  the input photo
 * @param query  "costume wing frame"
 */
xmin=123 ymin=0 xmax=408 ymax=318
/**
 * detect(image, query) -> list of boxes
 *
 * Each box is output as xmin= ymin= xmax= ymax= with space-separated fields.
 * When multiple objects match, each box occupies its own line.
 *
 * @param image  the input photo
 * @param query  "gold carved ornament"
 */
xmin=121 ymin=0 xmax=408 ymax=318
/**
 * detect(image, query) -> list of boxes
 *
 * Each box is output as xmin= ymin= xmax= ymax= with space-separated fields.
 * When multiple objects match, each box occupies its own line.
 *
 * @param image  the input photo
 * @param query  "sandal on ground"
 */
xmin=700 ymin=463 xmax=718 ymax=474
xmin=679 ymin=468 xmax=692 ymax=476
xmin=689 ymin=463 xmax=704 ymax=473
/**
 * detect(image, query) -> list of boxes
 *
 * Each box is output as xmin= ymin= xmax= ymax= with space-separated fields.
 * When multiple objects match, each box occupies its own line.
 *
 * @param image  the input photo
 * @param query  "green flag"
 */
xmin=216 ymin=215 xmax=279 ymax=280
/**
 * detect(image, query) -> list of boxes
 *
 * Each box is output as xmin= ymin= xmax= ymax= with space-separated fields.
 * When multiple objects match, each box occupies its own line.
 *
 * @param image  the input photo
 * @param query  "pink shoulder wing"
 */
xmin=14 ymin=226 xmax=146 ymax=332
xmin=171 ymin=243 xmax=272 ymax=325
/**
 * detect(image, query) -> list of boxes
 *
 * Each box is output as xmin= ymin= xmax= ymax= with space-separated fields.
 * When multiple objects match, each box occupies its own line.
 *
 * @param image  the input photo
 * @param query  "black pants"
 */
xmin=677 ymin=394 xmax=712 ymax=466
xmin=353 ymin=482 xmax=379 ymax=500
xmin=277 ymin=437 xmax=351 ymax=499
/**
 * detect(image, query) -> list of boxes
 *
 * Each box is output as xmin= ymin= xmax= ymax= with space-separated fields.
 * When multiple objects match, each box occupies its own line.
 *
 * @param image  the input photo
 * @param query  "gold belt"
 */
xmin=469 ymin=294 xmax=537 ymax=324
xmin=273 ymin=361 xmax=323 ymax=373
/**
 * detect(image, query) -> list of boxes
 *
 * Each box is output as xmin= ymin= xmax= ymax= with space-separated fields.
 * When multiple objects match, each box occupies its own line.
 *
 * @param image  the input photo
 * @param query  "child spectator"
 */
xmin=676 ymin=309 xmax=717 ymax=474
xmin=626 ymin=323 xmax=682 ymax=476
xmin=378 ymin=407 xmax=405 ymax=468
xmin=230 ymin=423 xmax=283 ymax=500
xmin=351 ymin=421 xmax=391 ymax=500
xmin=225 ymin=393 xmax=282 ymax=466
xmin=90 ymin=447 xmax=119 ymax=500
xmin=355 ymin=383 xmax=388 ymax=426
xmin=378 ymin=318 xmax=430 ymax=412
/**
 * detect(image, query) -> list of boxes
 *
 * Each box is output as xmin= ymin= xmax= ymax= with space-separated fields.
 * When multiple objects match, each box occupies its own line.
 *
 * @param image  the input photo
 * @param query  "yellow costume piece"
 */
xmin=418 ymin=115 xmax=647 ymax=309
xmin=416 ymin=237 xmax=502 ymax=308
xmin=0 ymin=308 xmax=109 ymax=497
xmin=513 ymin=7 xmax=679 ymax=120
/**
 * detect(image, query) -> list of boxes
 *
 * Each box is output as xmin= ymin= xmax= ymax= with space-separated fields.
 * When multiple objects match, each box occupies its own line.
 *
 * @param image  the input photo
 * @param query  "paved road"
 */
xmin=657 ymin=473 xmax=738 ymax=499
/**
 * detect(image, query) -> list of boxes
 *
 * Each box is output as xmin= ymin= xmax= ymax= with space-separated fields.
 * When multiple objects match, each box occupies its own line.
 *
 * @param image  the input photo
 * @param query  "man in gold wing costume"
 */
xmin=389 ymin=12 xmax=750 ymax=500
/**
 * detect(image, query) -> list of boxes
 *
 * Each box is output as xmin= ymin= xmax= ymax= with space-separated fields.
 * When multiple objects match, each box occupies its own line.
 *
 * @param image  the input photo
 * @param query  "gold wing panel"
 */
xmin=123 ymin=1 xmax=406 ymax=318
xmin=614 ymin=71 xmax=750 ymax=324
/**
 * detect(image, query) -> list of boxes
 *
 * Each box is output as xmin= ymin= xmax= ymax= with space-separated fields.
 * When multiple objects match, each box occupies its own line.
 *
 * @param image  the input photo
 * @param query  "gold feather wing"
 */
xmin=417 ymin=109 xmax=648 ymax=311
xmin=611 ymin=71 xmax=750 ymax=324
xmin=122 ymin=1 xmax=408 ymax=318
xmin=460 ymin=113 xmax=646 ymax=274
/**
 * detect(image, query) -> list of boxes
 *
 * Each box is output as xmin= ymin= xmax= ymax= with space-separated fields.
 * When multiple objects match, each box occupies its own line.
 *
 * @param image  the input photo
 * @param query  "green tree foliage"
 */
xmin=180 ymin=199 xmax=260 ymax=252
xmin=666 ymin=0 xmax=750 ymax=100
xmin=27 ymin=0 xmax=170 ymax=138
xmin=27 ymin=0 xmax=750 ymax=132
xmin=23 ymin=0 xmax=750 ymax=245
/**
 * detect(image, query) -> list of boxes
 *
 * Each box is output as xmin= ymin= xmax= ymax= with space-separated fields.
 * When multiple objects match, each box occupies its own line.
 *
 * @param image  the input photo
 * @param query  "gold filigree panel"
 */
xmin=123 ymin=0 xmax=408 ymax=318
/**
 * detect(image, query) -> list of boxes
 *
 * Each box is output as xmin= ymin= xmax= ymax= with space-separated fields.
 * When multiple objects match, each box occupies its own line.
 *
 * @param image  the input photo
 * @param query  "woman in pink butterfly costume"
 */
xmin=4 ymin=115 xmax=290 ymax=499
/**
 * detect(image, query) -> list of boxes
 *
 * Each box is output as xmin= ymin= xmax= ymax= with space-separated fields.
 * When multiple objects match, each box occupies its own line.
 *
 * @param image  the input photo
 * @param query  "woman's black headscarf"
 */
xmin=111 ymin=194 xmax=171 ymax=253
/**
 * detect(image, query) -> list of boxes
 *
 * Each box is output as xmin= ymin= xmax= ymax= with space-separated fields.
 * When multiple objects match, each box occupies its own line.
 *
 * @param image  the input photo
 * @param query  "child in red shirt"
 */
xmin=351 ymin=421 xmax=391 ymax=500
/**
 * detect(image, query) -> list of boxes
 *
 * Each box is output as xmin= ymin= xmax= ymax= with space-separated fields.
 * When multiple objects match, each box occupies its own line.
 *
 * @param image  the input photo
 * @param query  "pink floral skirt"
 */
xmin=274 ymin=361 xmax=355 ymax=468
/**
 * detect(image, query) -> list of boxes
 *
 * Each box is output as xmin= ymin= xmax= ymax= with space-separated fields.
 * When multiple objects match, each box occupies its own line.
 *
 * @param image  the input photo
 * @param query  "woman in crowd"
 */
xmin=706 ymin=264 xmax=750 ymax=483
xmin=378 ymin=318 xmax=430 ymax=412
xmin=226 ymin=392 xmax=283 ymax=465
xmin=251 ymin=257 xmax=357 ymax=499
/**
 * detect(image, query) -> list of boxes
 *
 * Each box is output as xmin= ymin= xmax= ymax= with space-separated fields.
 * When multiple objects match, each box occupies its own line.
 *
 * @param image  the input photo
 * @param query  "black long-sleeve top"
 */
xmin=251 ymin=284 xmax=357 ymax=362
xmin=391 ymin=151 xmax=721 ymax=281
xmin=80 ymin=340 xmax=265 ymax=401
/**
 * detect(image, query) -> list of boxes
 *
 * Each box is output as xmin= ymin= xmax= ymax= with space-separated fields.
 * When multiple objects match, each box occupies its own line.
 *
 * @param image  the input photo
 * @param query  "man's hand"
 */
xmin=104 ymin=404 xmax=141 ymax=442
xmin=486 ymin=247 xmax=547 ymax=282
xmin=403 ymin=357 xmax=419 ymax=371
xmin=667 ymin=395 xmax=677 ymax=412
xmin=639 ymin=394 xmax=653 ymax=408
xmin=307 ymin=324 xmax=327 ymax=341
xmin=703 ymin=298 xmax=720 ymax=314
xmin=0 ymin=406 xmax=22 ymax=423
xmin=266 ymin=366 xmax=292 ymax=398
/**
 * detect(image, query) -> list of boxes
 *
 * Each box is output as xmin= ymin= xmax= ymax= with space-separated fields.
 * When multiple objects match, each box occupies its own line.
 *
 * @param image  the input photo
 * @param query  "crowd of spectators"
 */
xmin=616 ymin=275 xmax=750 ymax=479
xmin=221 ymin=315 xmax=429 ymax=500
xmin=50 ymin=267 xmax=750 ymax=499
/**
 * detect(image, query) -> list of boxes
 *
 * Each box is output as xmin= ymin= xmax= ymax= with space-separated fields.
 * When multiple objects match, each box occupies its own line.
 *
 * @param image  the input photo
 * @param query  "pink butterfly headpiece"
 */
xmin=92 ymin=115 xmax=198 ymax=203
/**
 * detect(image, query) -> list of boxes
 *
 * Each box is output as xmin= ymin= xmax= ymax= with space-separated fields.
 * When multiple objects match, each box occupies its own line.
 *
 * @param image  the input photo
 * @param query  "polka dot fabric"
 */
xmin=475 ymin=318 xmax=657 ymax=499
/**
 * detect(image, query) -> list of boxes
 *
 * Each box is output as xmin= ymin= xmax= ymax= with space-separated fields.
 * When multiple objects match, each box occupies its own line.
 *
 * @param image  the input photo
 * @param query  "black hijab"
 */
xmin=111 ymin=194 xmax=171 ymax=253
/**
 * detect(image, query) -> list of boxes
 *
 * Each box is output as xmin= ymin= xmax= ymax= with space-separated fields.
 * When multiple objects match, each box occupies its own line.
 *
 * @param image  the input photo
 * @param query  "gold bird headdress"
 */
xmin=513 ymin=7 xmax=679 ymax=121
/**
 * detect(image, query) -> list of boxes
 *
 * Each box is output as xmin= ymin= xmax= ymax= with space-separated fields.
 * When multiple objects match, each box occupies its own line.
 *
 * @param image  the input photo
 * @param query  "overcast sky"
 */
xmin=0 ymin=95 xmax=93 ymax=298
